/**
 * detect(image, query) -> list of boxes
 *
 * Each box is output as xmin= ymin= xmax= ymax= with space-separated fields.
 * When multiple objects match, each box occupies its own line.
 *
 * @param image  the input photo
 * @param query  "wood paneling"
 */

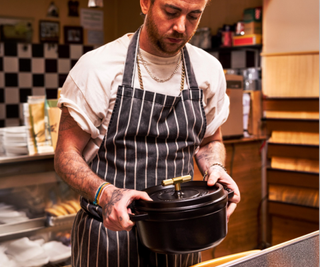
xmin=270 ymin=216 xmax=319 ymax=245
xmin=262 ymin=53 xmax=319 ymax=97
xmin=263 ymin=0 xmax=319 ymax=54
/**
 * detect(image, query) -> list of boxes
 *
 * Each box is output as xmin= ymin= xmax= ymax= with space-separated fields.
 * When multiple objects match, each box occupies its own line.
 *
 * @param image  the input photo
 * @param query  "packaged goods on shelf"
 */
xmin=243 ymin=7 xmax=262 ymax=23
xmin=233 ymin=34 xmax=262 ymax=46
xmin=26 ymin=96 xmax=54 ymax=154
xmin=244 ymin=21 xmax=262 ymax=35
xmin=47 ymin=99 xmax=61 ymax=151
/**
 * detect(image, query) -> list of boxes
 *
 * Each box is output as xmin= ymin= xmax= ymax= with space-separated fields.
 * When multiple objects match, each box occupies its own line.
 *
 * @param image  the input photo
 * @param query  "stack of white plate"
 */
xmin=0 ymin=238 xmax=71 ymax=267
xmin=0 ymin=203 xmax=29 ymax=224
xmin=2 ymin=127 xmax=29 ymax=157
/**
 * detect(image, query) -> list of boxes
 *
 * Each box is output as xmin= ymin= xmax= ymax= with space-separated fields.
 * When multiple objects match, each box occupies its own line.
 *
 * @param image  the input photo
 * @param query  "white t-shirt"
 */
xmin=58 ymin=33 xmax=229 ymax=162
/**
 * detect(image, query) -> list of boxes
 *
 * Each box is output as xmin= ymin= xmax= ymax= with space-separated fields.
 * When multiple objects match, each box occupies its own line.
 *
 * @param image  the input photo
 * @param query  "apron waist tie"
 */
xmin=80 ymin=196 xmax=103 ymax=222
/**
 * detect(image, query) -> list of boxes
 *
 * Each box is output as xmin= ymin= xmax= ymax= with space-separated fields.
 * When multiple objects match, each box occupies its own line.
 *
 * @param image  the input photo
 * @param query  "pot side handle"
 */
xmin=224 ymin=187 xmax=234 ymax=199
xmin=129 ymin=212 xmax=149 ymax=222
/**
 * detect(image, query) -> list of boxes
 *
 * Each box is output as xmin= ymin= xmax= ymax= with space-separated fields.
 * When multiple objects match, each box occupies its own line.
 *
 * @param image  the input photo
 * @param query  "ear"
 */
xmin=140 ymin=0 xmax=151 ymax=15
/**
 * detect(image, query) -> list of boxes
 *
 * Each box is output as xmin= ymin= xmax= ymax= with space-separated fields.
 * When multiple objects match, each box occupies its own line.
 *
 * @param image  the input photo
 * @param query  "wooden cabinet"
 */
xmin=194 ymin=137 xmax=265 ymax=260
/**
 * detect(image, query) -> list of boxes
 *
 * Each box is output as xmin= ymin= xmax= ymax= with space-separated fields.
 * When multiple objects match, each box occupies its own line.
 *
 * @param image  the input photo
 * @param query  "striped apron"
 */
xmin=71 ymin=29 xmax=207 ymax=267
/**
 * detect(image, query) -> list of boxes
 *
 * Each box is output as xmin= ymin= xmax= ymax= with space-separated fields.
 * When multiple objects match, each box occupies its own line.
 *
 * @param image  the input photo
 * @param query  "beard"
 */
xmin=144 ymin=8 xmax=196 ymax=56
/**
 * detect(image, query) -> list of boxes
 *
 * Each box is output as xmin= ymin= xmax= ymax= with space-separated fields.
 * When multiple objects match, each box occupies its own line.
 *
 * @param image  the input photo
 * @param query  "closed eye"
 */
xmin=166 ymin=10 xmax=178 ymax=17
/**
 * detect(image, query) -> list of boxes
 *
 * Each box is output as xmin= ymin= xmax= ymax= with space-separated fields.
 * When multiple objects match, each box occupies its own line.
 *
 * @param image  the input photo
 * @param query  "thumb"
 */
xmin=137 ymin=191 xmax=153 ymax=201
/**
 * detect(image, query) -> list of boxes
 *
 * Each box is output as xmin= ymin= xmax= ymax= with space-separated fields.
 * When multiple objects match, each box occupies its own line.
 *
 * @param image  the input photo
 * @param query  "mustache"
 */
xmin=167 ymin=31 xmax=185 ymax=39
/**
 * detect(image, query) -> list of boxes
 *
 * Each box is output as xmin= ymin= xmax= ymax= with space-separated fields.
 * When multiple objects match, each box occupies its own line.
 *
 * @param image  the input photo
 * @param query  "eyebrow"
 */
xmin=164 ymin=4 xmax=203 ymax=14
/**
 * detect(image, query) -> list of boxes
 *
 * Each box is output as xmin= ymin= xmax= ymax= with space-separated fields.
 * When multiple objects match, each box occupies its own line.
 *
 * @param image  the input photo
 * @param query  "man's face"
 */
xmin=142 ymin=0 xmax=207 ymax=57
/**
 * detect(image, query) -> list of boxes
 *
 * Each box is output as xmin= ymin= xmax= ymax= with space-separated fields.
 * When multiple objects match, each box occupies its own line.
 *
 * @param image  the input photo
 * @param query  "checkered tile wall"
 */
xmin=0 ymin=42 xmax=94 ymax=127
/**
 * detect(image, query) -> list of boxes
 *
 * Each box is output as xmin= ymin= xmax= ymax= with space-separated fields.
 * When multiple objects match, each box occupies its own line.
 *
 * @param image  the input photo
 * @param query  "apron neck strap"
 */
xmin=182 ymin=46 xmax=198 ymax=89
xmin=122 ymin=27 xmax=199 ymax=89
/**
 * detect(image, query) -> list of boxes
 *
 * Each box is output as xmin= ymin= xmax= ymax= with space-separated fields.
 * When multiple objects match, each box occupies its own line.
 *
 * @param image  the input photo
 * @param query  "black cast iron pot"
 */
xmin=130 ymin=175 xmax=234 ymax=254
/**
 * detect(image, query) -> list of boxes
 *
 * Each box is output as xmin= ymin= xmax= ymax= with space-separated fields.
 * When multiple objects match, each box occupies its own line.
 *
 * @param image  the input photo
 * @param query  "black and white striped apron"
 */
xmin=71 ymin=29 xmax=207 ymax=267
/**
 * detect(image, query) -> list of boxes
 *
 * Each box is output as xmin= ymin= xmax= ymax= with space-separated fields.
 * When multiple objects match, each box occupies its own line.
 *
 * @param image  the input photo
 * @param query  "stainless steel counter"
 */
xmin=218 ymin=231 xmax=319 ymax=267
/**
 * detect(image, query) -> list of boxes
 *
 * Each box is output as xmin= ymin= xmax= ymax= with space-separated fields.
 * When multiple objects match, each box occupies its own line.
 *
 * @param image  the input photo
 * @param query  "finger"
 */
xmin=226 ymin=202 xmax=237 ymax=221
xmin=118 ymin=212 xmax=134 ymax=231
xmin=206 ymin=169 xmax=220 ymax=186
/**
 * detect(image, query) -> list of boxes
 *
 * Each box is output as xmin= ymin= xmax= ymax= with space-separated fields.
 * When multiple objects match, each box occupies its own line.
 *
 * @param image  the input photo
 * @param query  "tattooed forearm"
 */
xmin=195 ymin=140 xmax=226 ymax=175
xmin=54 ymin=106 xmax=104 ymax=202
xmin=54 ymin=150 xmax=100 ymax=201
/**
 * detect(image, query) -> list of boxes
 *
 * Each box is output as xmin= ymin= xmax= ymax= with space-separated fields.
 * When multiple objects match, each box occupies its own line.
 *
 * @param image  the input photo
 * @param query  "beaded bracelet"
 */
xmin=93 ymin=182 xmax=111 ymax=206
xmin=203 ymin=163 xmax=227 ymax=180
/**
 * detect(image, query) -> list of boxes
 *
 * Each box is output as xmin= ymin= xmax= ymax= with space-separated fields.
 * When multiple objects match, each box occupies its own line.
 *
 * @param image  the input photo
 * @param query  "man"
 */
xmin=54 ymin=0 xmax=240 ymax=266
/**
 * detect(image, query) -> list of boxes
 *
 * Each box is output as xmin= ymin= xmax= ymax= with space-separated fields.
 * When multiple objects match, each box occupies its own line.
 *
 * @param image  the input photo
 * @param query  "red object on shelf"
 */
xmin=233 ymin=34 xmax=262 ymax=46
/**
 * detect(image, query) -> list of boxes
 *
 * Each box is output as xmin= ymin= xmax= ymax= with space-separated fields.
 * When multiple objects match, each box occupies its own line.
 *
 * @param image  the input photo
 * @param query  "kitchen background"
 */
xmin=0 ymin=0 xmax=265 ymax=128
xmin=0 ymin=0 xmax=318 ymax=265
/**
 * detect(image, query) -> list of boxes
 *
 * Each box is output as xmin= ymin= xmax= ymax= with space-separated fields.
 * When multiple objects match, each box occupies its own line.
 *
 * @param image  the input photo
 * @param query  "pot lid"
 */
xmin=134 ymin=175 xmax=231 ymax=211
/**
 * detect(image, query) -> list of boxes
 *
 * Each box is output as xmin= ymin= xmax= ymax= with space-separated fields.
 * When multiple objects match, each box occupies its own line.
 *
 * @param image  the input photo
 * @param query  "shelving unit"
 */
xmin=0 ymin=153 xmax=75 ymax=243
xmin=205 ymin=45 xmax=262 ymax=69
xmin=263 ymin=97 xmax=319 ymax=245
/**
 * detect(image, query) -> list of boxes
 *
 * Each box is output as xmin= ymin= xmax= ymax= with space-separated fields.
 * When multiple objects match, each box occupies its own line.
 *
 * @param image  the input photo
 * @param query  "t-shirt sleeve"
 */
xmin=57 ymin=75 xmax=102 ymax=139
xmin=199 ymin=55 xmax=229 ymax=138
xmin=57 ymin=51 xmax=111 ymax=139
xmin=204 ymin=68 xmax=230 ymax=138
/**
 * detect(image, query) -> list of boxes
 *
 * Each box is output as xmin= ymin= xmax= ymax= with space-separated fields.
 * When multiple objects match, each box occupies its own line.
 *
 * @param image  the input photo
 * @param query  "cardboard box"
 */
xmin=233 ymin=34 xmax=262 ymax=46
xmin=222 ymin=75 xmax=243 ymax=139
xmin=243 ymin=7 xmax=262 ymax=23
xmin=244 ymin=21 xmax=262 ymax=35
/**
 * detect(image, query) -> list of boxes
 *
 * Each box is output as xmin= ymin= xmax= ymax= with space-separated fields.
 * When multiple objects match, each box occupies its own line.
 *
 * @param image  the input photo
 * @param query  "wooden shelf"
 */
xmin=263 ymin=97 xmax=319 ymax=112
xmin=267 ymin=168 xmax=319 ymax=189
xmin=267 ymin=143 xmax=319 ymax=160
xmin=262 ymin=118 xmax=319 ymax=133
xmin=268 ymin=201 xmax=319 ymax=223
xmin=206 ymin=44 xmax=262 ymax=53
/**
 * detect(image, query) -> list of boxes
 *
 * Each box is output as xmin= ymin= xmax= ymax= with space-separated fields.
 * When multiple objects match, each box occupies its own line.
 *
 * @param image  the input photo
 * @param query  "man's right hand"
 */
xmin=99 ymin=185 xmax=152 ymax=231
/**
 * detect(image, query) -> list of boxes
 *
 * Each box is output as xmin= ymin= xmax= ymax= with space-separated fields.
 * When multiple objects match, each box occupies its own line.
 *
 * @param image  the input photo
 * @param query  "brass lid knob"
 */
xmin=162 ymin=175 xmax=192 ymax=191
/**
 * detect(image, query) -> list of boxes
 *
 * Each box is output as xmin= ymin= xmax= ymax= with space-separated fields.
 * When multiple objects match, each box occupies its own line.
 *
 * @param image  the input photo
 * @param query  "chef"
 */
xmin=54 ymin=0 xmax=240 ymax=266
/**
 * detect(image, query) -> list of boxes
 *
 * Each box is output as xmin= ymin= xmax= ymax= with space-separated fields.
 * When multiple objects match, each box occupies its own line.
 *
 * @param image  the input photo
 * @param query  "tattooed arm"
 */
xmin=54 ymin=107 xmax=151 ymax=231
xmin=195 ymin=127 xmax=240 ymax=220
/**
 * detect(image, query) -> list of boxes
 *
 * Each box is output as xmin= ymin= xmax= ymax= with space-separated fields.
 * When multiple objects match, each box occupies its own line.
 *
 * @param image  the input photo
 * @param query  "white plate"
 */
xmin=43 ymin=241 xmax=71 ymax=264
xmin=3 ymin=126 xmax=27 ymax=134
xmin=6 ymin=237 xmax=44 ymax=262
xmin=4 ymin=146 xmax=28 ymax=156
xmin=0 ymin=210 xmax=26 ymax=217
xmin=0 ymin=203 xmax=13 ymax=210
xmin=16 ymin=256 xmax=49 ymax=267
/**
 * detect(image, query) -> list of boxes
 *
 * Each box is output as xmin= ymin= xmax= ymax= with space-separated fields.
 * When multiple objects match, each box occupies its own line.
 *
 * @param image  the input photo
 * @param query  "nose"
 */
xmin=173 ymin=16 xmax=186 ymax=33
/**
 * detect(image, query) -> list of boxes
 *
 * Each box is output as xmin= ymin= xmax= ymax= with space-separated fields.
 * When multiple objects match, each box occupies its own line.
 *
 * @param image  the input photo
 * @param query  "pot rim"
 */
xmin=133 ymin=181 xmax=229 ymax=211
